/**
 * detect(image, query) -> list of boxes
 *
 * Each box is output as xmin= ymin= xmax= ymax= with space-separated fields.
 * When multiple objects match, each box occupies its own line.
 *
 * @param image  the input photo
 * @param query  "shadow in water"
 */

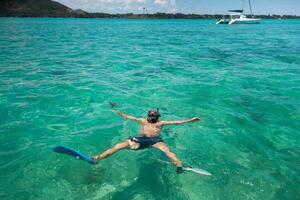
xmin=48 ymin=70 xmax=67 ymax=76
xmin=110 ymin=160 xmax=189 ymax=200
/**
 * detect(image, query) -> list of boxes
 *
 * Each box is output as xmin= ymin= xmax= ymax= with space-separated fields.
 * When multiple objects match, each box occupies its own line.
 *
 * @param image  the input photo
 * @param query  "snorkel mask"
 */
xmin=147 ymin=108 xmax=161 ymax=123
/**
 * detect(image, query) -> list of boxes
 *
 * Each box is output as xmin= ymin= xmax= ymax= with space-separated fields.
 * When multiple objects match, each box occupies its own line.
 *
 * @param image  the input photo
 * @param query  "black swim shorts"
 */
xmin=129 ymin=136 xmax=163 ymax=150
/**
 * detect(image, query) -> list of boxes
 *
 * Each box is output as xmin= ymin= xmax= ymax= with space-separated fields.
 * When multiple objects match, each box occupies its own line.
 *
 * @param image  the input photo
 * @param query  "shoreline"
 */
xmin=1 ymin=14 xmax=299 ymax=19
xmin=1 ymin=16 xmax=300 ymax=19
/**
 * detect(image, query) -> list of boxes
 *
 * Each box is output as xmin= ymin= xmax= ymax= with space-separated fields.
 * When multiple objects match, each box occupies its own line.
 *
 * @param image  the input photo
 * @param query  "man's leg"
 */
xmin=93 ymin=140 xmax=129 ymax=161
xmin=152 ymin=142 xmax=182 ymax=167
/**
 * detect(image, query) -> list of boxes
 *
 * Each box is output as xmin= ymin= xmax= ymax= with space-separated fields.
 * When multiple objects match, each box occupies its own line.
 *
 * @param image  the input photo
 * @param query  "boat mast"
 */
xmin=248 ymin=0 xmax=253 ymax=15
xmin=241 ymin=0 xmax=245 ymax=13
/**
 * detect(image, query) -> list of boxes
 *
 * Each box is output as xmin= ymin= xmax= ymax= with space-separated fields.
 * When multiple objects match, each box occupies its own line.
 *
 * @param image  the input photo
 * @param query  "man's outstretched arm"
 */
xmin=111 ymin=110 xmax=142 ymax=122
xmin=161 ymin=117 xmax=200 ymax=125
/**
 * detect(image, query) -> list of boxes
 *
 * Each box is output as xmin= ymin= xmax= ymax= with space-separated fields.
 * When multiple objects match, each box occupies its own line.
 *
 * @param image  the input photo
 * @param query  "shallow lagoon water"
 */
xmin=0 ymin=18 xmax=299 ymax=199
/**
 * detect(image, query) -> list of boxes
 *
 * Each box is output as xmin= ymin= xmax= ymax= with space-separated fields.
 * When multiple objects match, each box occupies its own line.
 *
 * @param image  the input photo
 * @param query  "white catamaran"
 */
xmin=216 ymin=0 xmax=261 ymax=25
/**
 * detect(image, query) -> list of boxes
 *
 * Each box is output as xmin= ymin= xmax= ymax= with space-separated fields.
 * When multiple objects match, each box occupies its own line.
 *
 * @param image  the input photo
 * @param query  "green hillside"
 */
xmin=0 ymin=0 xmax=77 ymax=17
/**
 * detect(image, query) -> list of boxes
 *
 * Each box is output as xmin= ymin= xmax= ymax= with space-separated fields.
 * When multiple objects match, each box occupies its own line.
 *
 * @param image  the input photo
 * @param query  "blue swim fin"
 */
xmin=53 ymin=145 xmax=96 ymax=164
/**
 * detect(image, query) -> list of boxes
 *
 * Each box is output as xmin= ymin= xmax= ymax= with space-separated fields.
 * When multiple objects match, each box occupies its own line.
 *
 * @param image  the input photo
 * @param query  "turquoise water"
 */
xmin=0 ymin=18 xmax=299 ymax=199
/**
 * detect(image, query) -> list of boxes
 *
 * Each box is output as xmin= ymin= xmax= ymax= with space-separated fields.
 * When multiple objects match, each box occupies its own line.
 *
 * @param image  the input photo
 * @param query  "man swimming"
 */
xmin=93 ymin=109 xmax=200 ymax=173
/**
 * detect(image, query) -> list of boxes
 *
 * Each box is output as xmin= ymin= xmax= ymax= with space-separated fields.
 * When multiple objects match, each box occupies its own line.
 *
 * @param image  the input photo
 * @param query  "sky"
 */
xmin=56 ymin=0 xmax=300 ymax=15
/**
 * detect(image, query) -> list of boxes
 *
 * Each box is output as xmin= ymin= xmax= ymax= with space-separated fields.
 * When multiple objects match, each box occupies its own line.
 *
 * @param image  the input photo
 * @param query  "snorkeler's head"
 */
xmin=147 ymin=108 xmax=160 ymax=123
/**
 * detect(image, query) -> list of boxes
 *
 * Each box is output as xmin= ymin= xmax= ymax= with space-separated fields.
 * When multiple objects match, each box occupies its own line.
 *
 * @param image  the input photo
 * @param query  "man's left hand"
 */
xmin=191 ymin=117 xmax=200 ymax=121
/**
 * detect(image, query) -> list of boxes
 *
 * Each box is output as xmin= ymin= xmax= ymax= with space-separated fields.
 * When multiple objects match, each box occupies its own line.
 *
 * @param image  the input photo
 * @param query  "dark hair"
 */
xmin=147 ymin=108 xmax=160 ymax=123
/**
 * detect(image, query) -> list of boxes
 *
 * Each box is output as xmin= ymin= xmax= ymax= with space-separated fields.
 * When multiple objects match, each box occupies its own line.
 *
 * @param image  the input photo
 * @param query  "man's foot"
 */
xmin=92 ymin=156 xmax=99 ymax=162
xmin=176 ymin=166 xmax=184 ymax=174
xmin=89 ymin=157 xmax=97 ymax=164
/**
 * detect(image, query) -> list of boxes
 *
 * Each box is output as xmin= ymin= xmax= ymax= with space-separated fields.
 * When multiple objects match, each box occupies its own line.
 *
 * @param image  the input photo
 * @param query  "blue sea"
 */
xmin=0 ymin=18 xmax=299 ymax=200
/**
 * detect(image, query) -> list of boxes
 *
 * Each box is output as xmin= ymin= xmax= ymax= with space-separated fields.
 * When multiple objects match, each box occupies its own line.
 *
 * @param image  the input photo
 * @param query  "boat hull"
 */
xmin=216 ymin=19 xmax=230 ymax=24
xmin=229 ymin=18 xmax=261 ymax=25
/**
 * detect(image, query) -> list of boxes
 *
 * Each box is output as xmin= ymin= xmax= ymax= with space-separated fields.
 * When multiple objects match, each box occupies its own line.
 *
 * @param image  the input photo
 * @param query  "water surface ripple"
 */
xmin=0 ymin=18 xmax=299 ymax=200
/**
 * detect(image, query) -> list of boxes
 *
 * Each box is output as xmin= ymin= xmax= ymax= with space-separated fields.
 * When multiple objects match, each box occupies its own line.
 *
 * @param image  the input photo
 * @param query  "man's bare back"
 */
xmin=93 ymin=109 xmax=200 ymax=173
xmin=112 ymin=110 xmax=199 ymax=137
xmin=140 ymin=118 xmax=200 ymax=137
